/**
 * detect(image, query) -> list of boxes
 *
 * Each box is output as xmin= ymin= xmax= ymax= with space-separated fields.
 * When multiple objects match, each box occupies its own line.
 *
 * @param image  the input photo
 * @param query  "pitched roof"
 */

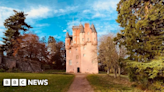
xmin=79 ymin=23 xmax=85 ymax=33
xmin=66 ymin=32 xmax=70 ymax=38
xmin=91 ymin=24 xmax=97 ymax=33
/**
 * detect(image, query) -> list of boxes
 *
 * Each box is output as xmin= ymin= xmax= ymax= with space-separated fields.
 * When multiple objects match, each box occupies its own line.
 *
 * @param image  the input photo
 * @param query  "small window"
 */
xmin=69 ymin=60 xmax=72 ymax=65
xmin=92 ymin=60 xmax=94 ymax=63
xmin=74 ymin=41 xmax=76 ymax=43
xmin=76 ymin=55 xmax=78 ymax=59
xmin=83 ymin=54 xmax=86 ymax=57
xmin=94 ymin=38 xmax=96 ymax=41
xmin=69 ymin=50 xmax=71 ymax=53
xmin=82 ymin=38 xmax=84 ymax=41
xmin=76 ymin=49 xmax=77 ymax=51
xmin=87 ymin=38 xmax=89 ymax=41
xmin=83 ymin=46 xmax=86 ymax=50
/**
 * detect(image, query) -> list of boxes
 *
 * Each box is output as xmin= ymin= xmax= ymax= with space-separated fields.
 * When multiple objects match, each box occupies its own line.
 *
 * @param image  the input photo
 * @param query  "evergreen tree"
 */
xmin=114 ymin=0 xmax=164 ymax=62
xmin=2 ymin=10 xmax=32 ymax=56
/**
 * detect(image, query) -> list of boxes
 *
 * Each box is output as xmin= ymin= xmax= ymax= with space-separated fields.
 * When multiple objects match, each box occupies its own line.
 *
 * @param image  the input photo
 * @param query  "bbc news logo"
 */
xmin=3 ymin=79 xmax=48 ymax=86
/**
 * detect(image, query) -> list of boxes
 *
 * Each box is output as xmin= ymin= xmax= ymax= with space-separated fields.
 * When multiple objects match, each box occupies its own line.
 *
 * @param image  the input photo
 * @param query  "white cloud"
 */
xmin=36 ymin=23 xmax=49 ymax=27
xmin=80 ymin=0 xmax=119 ymax=19
xmin=83 ymin=10 xmax=91 ymax=13
xmin=92 ymin=0 xmax=119 ymax=11
xmin=26 ymin=6 xmax=51 ymax=19
xmin=63 ymin=30 xmax=67 ymax=32
xmin=92 ymin=12 xmax=106 ymax=18
xmin=53 ymin=35 xmax=61 ymax=39
xmin=54 ymin=6 xmax=78 ymax=16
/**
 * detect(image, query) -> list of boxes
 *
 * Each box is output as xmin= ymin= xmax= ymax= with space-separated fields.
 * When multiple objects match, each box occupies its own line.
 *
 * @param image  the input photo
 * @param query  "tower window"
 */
xmin=69 ymin=60 xmax=72 ymax=65
xmin=83 ymin=46 xmax=86 ymax=50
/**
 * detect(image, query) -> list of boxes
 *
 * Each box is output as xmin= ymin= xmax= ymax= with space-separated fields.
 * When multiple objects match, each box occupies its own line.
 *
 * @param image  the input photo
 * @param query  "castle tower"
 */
xmin=65 ymin=23 xmax=98 ymax=73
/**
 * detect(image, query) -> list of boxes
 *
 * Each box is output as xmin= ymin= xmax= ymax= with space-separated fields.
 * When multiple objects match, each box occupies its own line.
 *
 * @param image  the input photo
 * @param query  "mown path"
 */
xmin=67 ymin=74 xmax=94 ymax=92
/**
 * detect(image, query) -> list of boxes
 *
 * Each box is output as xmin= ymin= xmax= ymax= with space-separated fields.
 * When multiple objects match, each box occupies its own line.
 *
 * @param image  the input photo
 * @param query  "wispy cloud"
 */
xmin=54 ymin=6 xmax=79 ymax=16
xmin=53 ymin=35 xmax=61 ymax=39
xmin=63 ymin=30 xmax=67 ymax=32
xmin=36 ymin=23 xmax=49 ymax=27
xmin=92 ymin=0 xmax=119 ymax=11
xmin=92 ymin=13 xmax=106 ymax=18
xmin=83 ymin=10 xmax=91 ymax=13
xmin=26 ymin=6 xmax=51 ymax=19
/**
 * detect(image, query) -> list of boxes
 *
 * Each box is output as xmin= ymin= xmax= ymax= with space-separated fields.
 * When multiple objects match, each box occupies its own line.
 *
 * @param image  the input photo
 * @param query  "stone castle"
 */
xmin=65 ymin=23 xmax=98 ymax=73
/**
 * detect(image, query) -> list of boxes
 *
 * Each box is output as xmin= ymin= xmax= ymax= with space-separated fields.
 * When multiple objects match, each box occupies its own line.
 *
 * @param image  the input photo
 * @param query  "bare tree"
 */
xmin=117 ymin=45 xmax=127 ymax=76
xmin=98 ymin=34 xmax=119 ymax=78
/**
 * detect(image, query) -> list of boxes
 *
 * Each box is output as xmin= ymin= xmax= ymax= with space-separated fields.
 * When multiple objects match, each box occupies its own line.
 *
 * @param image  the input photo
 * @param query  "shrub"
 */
xmin=12 ymin=67 xmax=21 ymax=72
xmin=0 ymin=68 xmax=5 ymax=72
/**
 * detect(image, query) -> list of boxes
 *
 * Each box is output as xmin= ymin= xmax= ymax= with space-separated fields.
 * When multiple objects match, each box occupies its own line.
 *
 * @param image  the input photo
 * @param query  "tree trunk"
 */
xmin=107 ymin=68 xmax=110 ymax=74
xmin=114 ymin=68 xmax=117 ymax=78
xmin=118 ymin=67 xmax=121 ymax=77
xmin=27 ymin=60 xmax=35 ymax=72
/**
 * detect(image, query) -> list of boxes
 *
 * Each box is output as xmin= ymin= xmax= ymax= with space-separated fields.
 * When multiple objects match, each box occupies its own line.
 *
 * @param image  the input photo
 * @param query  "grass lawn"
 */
xmin=0 ymin=72 xmax=74 ymax=92
xmin=87 ymin=74 xmax=143 ymax=92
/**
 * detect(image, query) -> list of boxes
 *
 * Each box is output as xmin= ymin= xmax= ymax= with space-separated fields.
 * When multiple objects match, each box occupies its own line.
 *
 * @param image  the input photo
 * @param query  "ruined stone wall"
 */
xmin=1 ymin=56 xmax=41 ymax=72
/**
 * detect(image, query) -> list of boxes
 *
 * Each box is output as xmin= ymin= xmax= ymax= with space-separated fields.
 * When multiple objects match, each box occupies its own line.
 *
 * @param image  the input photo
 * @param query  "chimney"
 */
xmin=85 ymin=23 xmax=89 ymax=28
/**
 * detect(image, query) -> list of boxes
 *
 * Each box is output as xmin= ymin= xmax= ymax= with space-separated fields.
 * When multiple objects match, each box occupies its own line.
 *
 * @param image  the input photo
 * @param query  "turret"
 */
xmin=79 ymin=23 xmax=85 ymax=45
xmin=91 ymin=24 xmax=97 ymax=44
xmin=65 ymin=32 xmax=71 ymax=49
xmin=91 ymin=24 xmax=97 ymax=33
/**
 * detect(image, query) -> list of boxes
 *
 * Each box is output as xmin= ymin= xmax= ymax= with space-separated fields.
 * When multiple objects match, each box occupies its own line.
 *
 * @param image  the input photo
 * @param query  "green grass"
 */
xmin=0 ymin=72 xmax=74 ymax=92
xmin=42 ymin=69 xmax=66 ymax=74
xmin=87 ymin=74 xmax=143 ymax=92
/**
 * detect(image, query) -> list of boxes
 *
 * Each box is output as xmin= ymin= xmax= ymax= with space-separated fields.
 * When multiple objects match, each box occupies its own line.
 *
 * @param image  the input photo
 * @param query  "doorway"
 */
xmin=77 ymin=67 xmax=80 ymax=73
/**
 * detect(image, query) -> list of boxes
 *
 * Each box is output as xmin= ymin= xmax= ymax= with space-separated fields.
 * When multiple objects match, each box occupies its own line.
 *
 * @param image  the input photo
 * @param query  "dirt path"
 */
xmin=67 ymin=74 xmax=94 ymax=92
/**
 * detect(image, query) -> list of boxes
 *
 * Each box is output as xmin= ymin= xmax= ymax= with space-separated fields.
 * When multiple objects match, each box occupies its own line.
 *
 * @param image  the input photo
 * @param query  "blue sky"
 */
xmin=0 ymin=0 xmax=120 ymax=43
